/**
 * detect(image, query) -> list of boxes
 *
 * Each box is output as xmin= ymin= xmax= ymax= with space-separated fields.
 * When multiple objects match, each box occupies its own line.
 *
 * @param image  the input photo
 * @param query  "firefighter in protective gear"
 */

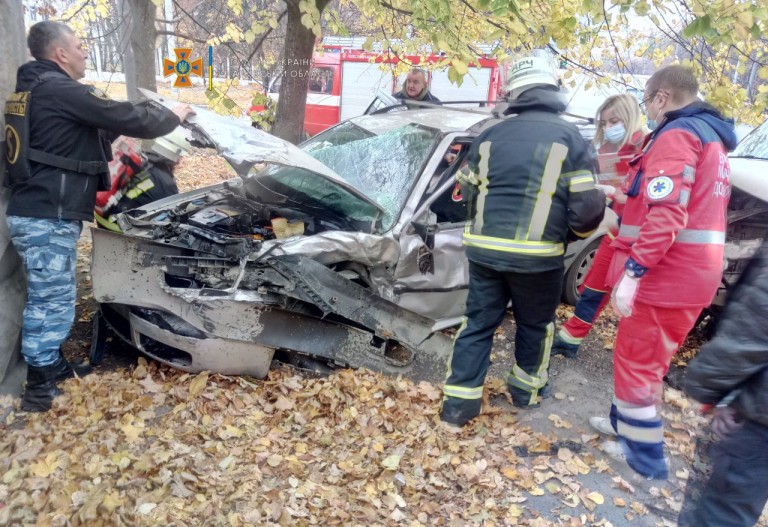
xmin=94 ymin=129 xmax=190 ymax=231
xmin=4 ymin=21 xmax=192 ymax=413
xmin=440 ymin=52 xmax=605 ymax=427
xmin=589 ymin=65 xmax=738 ymax=480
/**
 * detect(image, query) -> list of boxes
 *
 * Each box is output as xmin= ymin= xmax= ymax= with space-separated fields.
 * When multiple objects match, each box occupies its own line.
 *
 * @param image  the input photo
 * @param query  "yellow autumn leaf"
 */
xmin=381 ymin=454 xmax=402 ymax=470
xmin=189 ymin=371 xmax=209 ymax=396
xmin=501 ymin=466 xmax=518 ymax=479
xmin=30 ymin=453 xmax=63 ymax=478
xmin=586 ymin=491 xmax=605 ymax=505
xmin=451 ymin=58 xmax=468 ymax=76
xmin=218 ymin=425 xmax=244 ymax=439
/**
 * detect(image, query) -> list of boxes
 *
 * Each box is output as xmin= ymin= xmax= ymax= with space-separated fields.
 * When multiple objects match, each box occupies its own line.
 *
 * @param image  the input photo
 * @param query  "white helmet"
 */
xmin=143 ymin=128 xmax=191 ymax=164
xmin=504 ymin=54 xmax=559 ymax=100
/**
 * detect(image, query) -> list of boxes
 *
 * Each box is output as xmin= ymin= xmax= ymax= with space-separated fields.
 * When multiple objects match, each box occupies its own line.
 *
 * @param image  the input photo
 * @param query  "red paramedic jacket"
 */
xmin=609 ymin=102 xmax=738 ymax=308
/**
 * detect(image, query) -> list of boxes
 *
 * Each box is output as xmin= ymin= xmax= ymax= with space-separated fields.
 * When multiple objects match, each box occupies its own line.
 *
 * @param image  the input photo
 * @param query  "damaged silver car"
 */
xmin=89 ymin=91 xmax=603 ymax=383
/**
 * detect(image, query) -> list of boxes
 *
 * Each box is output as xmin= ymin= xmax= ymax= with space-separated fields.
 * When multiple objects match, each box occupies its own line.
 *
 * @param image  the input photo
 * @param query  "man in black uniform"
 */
xmin=3 ymin=21 xmax=193 ymax=412
xmin=440 ymin=53 xmax=605 ymax=427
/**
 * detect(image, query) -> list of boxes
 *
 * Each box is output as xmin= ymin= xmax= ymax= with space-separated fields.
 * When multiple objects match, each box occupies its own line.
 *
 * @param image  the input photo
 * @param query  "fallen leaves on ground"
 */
xmin=0 ymin=359 xmax=680 ymax=527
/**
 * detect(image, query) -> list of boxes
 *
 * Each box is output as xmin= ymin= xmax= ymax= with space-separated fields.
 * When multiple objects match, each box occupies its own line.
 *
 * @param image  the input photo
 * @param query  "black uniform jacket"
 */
xmin=7 ymin=60 xmax=180 ymax=221
xmin=394 ymin=89 xmax=442 ymax=103
xmin=684 ymin=238 xmax=768 ymax=427
xmin=460 ymin=86 xmax=605 ymax=273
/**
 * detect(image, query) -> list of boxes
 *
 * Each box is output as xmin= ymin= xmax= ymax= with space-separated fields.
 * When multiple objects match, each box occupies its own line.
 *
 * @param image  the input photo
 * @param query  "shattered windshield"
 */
xmin=732 ymin=119 xmax=768 ymax=160
xmin=249 ymin=165 xmax=383 ymax=228
xmin=301 ymin=122 xmax=438 ymax=228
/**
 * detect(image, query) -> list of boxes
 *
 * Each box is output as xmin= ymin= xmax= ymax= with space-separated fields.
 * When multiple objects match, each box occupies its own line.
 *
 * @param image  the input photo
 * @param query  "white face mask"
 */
xmin=604 ymin=123 xmax=626 ymax=144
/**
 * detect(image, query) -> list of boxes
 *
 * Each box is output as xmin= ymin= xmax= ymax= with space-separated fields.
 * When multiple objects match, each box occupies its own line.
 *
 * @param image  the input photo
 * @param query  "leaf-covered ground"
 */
xmin=2 ymin=147 xmax=767 ymax=527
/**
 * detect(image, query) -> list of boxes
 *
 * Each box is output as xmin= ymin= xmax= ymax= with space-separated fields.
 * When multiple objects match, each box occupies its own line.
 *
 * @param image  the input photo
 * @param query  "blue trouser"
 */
xmin=6 ymin=216 xmax=82 ymax=367
xmin=443 ymin=261 xmax=563 ymax=409
xmin=678 ymin=419 xmax=768 ymax=527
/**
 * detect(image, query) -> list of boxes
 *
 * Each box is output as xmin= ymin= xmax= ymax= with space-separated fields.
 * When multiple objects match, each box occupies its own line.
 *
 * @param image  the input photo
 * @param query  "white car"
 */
xmin=89 ymin=92 xmax=604 ymax=382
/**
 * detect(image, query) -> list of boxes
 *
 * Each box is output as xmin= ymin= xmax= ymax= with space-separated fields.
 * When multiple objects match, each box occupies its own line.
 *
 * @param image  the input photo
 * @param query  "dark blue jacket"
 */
xmin=460 ymin=87 xmax=604 ymax=273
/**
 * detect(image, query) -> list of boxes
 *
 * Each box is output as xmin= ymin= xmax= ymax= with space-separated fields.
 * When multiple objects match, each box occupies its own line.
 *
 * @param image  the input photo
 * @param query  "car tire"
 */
xmin=89 ymin=310 xmax=109 ymax=366
xmin=562 ymin=237 xmax=603 ymax=306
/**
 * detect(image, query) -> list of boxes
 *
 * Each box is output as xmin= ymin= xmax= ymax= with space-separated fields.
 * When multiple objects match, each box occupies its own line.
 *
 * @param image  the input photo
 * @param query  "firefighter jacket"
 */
xmin=684 ymin=238 xmax=768 ymax=427
xmin=610 ymin=102 xmax=738 ymax=308
xmin=6 ymin=60 xmax=180 ymax=221
xmin=459 ymin=86 xmax=605 ymax=273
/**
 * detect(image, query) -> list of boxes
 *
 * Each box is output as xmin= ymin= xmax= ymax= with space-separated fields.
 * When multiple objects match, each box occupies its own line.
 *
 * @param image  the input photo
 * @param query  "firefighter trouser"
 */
xmin=558 ymin=236 xmax=615 ymax=344
xmin=6 ymin=216 xmax=82 ymax=367
xmin=610 ymin=301 xmax=701 ymax=479
xmin=443 ymin=261 xmax=563 ymax=416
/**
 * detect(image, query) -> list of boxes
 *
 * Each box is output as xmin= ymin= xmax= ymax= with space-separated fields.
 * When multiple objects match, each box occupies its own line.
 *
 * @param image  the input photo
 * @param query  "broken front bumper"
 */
xmin=90 ymin=228 xmax=452 ymax=383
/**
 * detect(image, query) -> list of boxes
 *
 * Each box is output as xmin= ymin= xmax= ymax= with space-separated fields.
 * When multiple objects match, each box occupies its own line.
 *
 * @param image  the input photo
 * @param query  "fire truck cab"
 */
xmin=267 ymin=47 xmax=501 ymax=137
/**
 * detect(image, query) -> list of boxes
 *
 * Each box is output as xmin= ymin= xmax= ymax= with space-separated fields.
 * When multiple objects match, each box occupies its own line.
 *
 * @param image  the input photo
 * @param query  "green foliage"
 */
xmin=248 ymin=92 xmax=277 ymax=132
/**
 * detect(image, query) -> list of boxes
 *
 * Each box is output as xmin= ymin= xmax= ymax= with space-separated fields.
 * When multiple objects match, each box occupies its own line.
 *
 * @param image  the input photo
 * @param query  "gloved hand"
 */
xmin=611 ymin=272 xmax=640 ymax=317
xmin=596 ymin=184 xmax=616 ymax=198
xmin=711 ymin=406 xmax=744 ymax=440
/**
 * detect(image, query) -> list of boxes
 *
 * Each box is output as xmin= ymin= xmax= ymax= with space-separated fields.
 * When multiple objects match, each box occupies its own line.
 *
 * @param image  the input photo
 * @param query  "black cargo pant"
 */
xmin=678 ymin=419 xmax=768 ymax=527
xmin=441 ymin=261 xmax=563 ymax=424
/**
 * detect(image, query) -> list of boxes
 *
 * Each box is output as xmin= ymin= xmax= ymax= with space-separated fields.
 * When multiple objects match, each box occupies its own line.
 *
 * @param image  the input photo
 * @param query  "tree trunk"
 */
xmin=127 ymin=0 xmax=158 ymax=97
xmin=272 ymin=0 xmax=330 ymax=144
xmin=0 ymin=0 xmax=30 ymax=392
xmin=118 ymin=0 xmax=137 ymax=99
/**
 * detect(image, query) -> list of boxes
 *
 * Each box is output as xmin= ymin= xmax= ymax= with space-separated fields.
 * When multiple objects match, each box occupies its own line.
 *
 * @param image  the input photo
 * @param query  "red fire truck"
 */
xmin=263 ymin=47 xmax=502 ymax=136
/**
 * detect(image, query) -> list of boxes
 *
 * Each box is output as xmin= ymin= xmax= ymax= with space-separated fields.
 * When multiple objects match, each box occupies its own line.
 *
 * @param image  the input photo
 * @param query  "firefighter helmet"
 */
xmin=504 ymin=54 xmax=559 ymax=100
xmin=143 ymin=127 xmax=190 ymax=164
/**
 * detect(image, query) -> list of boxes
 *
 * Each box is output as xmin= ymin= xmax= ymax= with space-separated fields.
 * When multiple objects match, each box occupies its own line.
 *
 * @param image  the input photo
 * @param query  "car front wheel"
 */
xmin=562 ymin=237 xmax=603 ymax=306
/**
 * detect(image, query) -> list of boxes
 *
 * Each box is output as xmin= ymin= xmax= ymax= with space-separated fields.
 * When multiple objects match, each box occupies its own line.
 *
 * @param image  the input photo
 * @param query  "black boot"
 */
xmin=48 ymin=355 xmax=92 ymax=384
xmin=21 ymin=364 xmax=64 ymax=412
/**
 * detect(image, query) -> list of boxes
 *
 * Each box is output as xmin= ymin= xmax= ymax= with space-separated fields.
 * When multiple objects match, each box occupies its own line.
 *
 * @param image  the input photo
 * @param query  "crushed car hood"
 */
xmin=138 ymin=89 xmax=384 ymax=216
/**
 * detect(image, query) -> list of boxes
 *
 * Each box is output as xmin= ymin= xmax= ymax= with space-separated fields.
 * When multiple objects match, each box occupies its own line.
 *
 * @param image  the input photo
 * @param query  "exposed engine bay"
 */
xmin=119 ymin=184 xmax=365 ymax=261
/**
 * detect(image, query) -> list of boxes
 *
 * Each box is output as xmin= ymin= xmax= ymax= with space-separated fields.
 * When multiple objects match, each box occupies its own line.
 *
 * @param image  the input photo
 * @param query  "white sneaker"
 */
xmin=601 ymin=440 xmax=626 ymax=460
xmin=589 ymin=416 xmax=618 ymax=437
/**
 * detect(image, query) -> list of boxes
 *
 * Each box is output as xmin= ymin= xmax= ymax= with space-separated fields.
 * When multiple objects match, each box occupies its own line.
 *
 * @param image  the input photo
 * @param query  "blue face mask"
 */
xmin=646 ymin=119 xmax=657 ymax=131
xmin=604 ymin=123 xmax=626 ymax=144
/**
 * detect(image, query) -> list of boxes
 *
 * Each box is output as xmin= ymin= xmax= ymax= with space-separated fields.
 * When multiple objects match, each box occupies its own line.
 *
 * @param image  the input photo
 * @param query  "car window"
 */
xmin=732 ymin=120 xmax=768 ymax=160
xmin=308 ymin=67 xmax=334 ymax=94
xmin=302 ymin=122 xmax=439 ymax=229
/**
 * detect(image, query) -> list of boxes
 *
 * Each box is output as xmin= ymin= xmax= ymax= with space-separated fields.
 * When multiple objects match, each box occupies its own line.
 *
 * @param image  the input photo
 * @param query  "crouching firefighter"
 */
xmin=3 ymin=21 xmax=191 ymax=412
xmin=440 ymin=52 xmax=605 ymax=428
xmin=94 ymin=130 xmax=190 ymax=232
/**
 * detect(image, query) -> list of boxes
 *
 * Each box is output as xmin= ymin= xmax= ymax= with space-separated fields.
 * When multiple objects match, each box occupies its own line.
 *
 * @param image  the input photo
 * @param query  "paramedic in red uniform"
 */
xmin=552 ymin=93 xmax=647 ymax=357
xmin=588 ymin=65 xmax=738 ymax=479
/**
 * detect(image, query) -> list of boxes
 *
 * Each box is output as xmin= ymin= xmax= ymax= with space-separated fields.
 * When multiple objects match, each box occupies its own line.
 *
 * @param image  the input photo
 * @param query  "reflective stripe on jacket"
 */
xmin=460 ymin=94 xmax=604 ymax=273
xmin=610 ymin=102 xmax=737 ymax=308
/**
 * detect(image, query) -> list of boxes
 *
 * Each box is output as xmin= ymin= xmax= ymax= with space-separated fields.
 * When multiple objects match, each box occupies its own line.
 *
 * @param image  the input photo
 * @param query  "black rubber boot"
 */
xmin=20 ymin=364 xmax=64 ymax=413
xmin=49 ymin=355 xmax=92 ymax=384
xmin=440 ymin=396 xmax=482 ymax=427
xmin=551 ymin=336 xmax=580 ymax=358
xmin=509 ymin=382 xmax=552 ymax=409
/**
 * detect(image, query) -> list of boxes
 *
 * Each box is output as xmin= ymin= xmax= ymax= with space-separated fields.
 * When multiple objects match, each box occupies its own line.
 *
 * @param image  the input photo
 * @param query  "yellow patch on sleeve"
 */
xmin=88 ymin=86 xmax=110 ymax=101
